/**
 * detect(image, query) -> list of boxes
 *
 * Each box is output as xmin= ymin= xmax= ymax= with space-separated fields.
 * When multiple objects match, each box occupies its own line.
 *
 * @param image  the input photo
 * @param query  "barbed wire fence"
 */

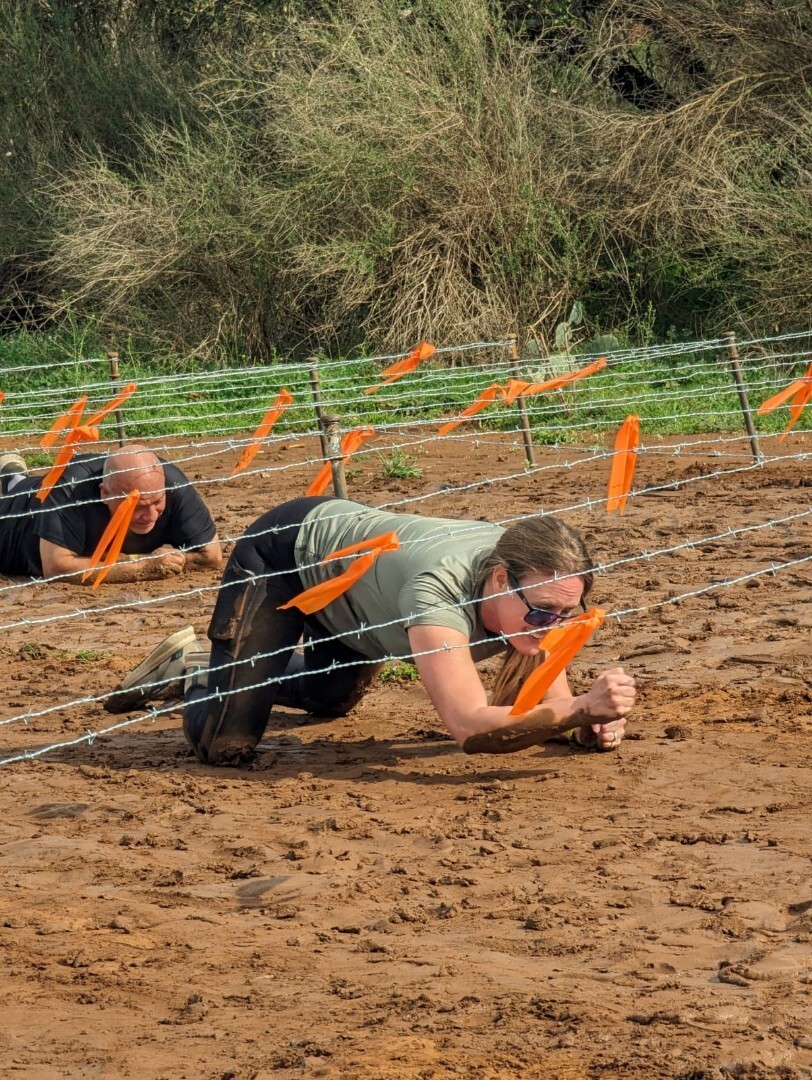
xmin=1 ymin=329 xmax=810 ymax=763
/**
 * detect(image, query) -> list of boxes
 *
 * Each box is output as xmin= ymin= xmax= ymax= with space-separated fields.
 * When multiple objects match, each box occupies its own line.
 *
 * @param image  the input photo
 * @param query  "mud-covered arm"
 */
xmin=182 ymin=538 xmax=222 ymax=571
xmin=39 ymin=539 xmax=185 ymax=585
xmin=409 ymin=625 xmax=588 ymax=752
xmin=407 ymin=625 xmax=636 ymax=754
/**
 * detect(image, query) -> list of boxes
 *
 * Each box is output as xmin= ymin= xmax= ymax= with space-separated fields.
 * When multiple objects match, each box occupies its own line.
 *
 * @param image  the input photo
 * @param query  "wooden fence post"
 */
xmin=721 ymin=332 xmax=763 ymax=463
xmin=507 ymin=334 xmax=537 ymax=466
xmin=323 ymin=414 xmax=348 ymax=499
xmin=106 ymin=352 xmax=126 ymax=447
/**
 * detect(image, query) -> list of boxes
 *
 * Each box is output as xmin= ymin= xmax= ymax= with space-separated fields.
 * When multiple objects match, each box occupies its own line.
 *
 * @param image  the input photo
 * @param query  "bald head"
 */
xmin=102 ymin=444 xmax=163 ymax=497
xmin=100 ymin=444 xmax=168 ymax=535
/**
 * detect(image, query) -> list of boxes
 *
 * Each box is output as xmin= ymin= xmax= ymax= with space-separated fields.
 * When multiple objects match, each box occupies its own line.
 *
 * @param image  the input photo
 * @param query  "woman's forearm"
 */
xmin=459 ymin=695 xmax=589 ymax=754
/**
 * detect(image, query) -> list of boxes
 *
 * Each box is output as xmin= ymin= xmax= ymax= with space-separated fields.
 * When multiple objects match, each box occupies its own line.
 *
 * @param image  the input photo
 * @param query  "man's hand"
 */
xmin=149 ymin=546 xmax=186 ymax=578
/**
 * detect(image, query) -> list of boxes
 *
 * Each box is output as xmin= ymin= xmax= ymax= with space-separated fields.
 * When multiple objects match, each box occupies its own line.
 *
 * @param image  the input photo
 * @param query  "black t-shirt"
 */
xmin=0 ymin=454 xmax=217 ymax=578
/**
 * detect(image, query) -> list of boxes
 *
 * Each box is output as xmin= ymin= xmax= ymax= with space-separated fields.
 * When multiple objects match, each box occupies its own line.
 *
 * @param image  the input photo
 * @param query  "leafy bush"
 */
xmin=1 ymin=0 xmax=812 ymax=357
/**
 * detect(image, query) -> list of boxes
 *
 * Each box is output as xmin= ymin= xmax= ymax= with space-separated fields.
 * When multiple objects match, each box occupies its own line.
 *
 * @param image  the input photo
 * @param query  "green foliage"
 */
xmin=376 ymin=450 xmax=423 ymax=479
xmin=379 ymin=661 xmax=420 ymax=683
xmin=0 ymin=0 xmax=812 ymax=354
xmin=72 ymin=649 xmax=110 ymax=663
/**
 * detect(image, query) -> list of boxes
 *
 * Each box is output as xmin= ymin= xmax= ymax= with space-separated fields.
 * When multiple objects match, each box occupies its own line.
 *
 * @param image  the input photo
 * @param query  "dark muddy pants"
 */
xmin=184 ymin=496 xmax=382 ymax=764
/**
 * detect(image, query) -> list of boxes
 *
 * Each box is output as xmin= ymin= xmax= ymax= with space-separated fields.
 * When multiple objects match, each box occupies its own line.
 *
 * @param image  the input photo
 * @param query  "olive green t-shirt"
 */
xmin=294 ymin=500 xmax=509 ymax=663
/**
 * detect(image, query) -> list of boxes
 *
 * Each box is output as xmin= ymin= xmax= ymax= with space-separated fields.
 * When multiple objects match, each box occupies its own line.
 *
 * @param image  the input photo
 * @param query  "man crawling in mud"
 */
xmin=0 ymin=445 xmax=221 ymax=585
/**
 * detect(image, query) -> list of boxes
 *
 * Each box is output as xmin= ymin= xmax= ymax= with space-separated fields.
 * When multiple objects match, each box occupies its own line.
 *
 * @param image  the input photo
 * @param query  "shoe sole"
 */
xmin=105 ymin=626 xmax=199 ymax=713
xmin=0 ymin=454 xmax=27 ymax=475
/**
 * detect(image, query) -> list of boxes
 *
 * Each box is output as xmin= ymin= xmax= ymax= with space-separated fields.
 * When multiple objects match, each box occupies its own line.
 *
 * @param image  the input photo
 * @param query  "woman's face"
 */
xmin=485 ymin=566 xmax=585 ymax=656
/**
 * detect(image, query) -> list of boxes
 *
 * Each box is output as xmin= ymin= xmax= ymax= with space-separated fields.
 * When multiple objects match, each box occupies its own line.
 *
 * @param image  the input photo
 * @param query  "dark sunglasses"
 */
xmin=506 ymin=569 xmax=580 ymax=629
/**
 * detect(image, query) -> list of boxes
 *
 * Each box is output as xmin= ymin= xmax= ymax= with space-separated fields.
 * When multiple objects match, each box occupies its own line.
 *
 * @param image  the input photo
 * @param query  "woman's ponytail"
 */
xmin=489 ymin=648 xmax=541 ymax=708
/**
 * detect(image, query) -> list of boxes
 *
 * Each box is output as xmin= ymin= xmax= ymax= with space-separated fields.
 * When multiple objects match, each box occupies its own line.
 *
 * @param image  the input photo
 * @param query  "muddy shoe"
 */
xmin=183 ymin=650 xmax=210 ymax=696
xmin=0 ymin=453 xmax=28 ymax=495
xmin=105 ymin=626 xmax=202 ymax=713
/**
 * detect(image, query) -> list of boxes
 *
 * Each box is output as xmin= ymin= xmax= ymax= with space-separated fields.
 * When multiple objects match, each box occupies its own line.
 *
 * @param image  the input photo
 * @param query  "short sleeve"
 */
xmin=398 ymin=572 xmax=475 ymax=638
xmin=34 ymin=484 xmax=90 ymax=556
xmin=163 ymin=464 xmax=217 ymax=550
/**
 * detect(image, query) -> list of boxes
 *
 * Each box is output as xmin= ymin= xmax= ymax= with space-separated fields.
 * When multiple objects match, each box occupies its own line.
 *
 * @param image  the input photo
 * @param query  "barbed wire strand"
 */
xmin=2 ymin=442 xmax=808 ymax=620
xmin=2 ymin=545 xmax=809 ymax=767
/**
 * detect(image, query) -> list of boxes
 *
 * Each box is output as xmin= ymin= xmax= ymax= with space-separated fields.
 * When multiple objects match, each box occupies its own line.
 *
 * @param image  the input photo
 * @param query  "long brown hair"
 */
xmin=476 ymin=515 xmax=594 ymax=708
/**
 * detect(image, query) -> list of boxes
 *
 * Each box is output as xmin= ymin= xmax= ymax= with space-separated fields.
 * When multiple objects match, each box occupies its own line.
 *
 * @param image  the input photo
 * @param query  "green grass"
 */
xmin=379 ymin=661 xmax=420 ymax=684
xmin=376 ymin=450 xmax=423 ymax=479
xmin=1 ymin=332 xmax=809 ymax=449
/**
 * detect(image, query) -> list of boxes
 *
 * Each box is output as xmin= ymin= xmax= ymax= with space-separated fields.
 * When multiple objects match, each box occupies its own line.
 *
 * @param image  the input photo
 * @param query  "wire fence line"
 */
xmin=2 ymin=544 xmax=809 ymax=769
xmin=6 ymin=323 xmax=809 ymax=392
xmin=1 ymin=428 xmax=809 ymax=599
xmin=4 ymin=343 xmax=806 ymax=413
xmin=3 ymin=344 xmax=809 ymax=434
xmin=5 ymin=359 xmax=804 ymax=445
xmin=1 ymin=438 xmax=807 ymax=630
xmin=0 ymin=415 xmax=807 ymax=549
xmin=2 ymin=369 xmax=811 ymax=532
xmin=2 ymin=329 xmax=811 ymax=763
xmin=2 ymin=330 xmax=808 ymax=414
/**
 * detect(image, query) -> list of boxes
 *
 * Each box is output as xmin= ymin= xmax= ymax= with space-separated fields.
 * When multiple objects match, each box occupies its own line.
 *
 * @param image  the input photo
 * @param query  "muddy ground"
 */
xmin=0 ymin=430 xmax=810 ymax=1079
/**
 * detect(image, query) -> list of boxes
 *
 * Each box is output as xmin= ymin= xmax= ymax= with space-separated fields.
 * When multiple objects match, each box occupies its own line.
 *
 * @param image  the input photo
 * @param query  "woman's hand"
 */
xmin=576 ymin=667 xmax=636 ymax=751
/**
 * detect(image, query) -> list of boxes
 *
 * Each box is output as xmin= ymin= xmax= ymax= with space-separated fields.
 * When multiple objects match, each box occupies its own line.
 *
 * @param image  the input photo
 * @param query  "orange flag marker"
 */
xmin=81 ymin=489 xmax=140 ymax=589
xmin=279 ymin=531 xmax=400 ymax=614
xmin=504 ymin=358 xmax=608 ymax=407
xmin=525 ymin=356 xmax=607 ymax=395
xmin=36 ymin=383 xmax=138 ymax=500
xmin=438 ymin=384 xmax=507 ymax=436
xmin=231 ymin=388 xmax=293 ymax=475
xmin=778 ymin=382 xmax=812 ymax=440
xmin=307 ymin=426 xmax=376 ymax=496
xmin=36 ymin=425 xmax=100 ymax=502
xmin=41 ymin=394 xmax=88 ymax=448
xmin=757 ymin=361 xmax=812 ymax=440
xmin=607 ymin=414 xmax=640 ymax=514
xmin=364 ymin=342 xmax=436 ymax=394
xmin=756 ymin=361 xmax=812 ymax=414
xmin=84 ymin=382 xmax=137 ymax=427
xmin=508 ymin=607 xmax=605 ymax=717
xmin=504 ymin=379 xmax=532 ymax=405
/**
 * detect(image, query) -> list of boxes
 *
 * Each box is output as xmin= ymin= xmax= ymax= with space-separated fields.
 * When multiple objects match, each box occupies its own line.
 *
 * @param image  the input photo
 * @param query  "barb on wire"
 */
xmin=2 ymin=498 xmax=810 ymax=722
xmin=2 ymin=545 xmax=810 ymax=768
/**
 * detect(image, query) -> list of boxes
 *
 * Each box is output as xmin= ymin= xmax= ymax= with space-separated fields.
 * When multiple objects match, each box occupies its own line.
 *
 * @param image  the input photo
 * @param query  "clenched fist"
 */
xmin=578 ymin=667 xmax=636 ymax=751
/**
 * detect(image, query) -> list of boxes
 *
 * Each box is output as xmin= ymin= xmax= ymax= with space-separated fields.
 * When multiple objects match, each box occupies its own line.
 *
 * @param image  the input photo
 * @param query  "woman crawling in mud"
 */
xmin=107 ymin=496 xmax=636 ymax=765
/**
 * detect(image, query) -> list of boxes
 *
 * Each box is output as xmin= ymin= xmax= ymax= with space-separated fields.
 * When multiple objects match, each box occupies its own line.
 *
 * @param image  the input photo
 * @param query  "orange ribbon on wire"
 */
xmin=41 ymin=394 xmax=88 ymax=448
xmin=36 ymin=383 xmax=138 ymax=501
xmin=278 ymin=530 xmax=400 ymax=614
xmin=307 ymin=426 xmax=376 ymax=496
xmin=231 ymin=388 xmax=293 ymax=475
xmin=757 ymin=362 xmax=812 ymax=440
xmin=508 ymin=607 xmax=605 ymax=717
xmin=84 ymin=382 xmax=137 ymax=428
xmin=606 ymin=414 xmax=640 ymax=514
xmin=438 ymin=384 xmax=508 ymax=436
xmin=36 ymin=425 xmax=101 ymax=502
xmin=364 ymin=341 xmax=436 ymax=394
xmin=81 ymin=489 xmax=140 ymax=589
xmin=504 ymin=358 xmax=607 ymax=405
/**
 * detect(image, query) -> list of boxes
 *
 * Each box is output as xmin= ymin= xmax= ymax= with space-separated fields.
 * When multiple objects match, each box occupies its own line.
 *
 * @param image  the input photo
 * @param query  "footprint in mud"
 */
xmin=28 ymin=803 xmax=88 ymax=820
xmin=235 ymin=876 xmax=292 ymax=908
xmin=717 ymin=945 xmax=812 ymax=987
